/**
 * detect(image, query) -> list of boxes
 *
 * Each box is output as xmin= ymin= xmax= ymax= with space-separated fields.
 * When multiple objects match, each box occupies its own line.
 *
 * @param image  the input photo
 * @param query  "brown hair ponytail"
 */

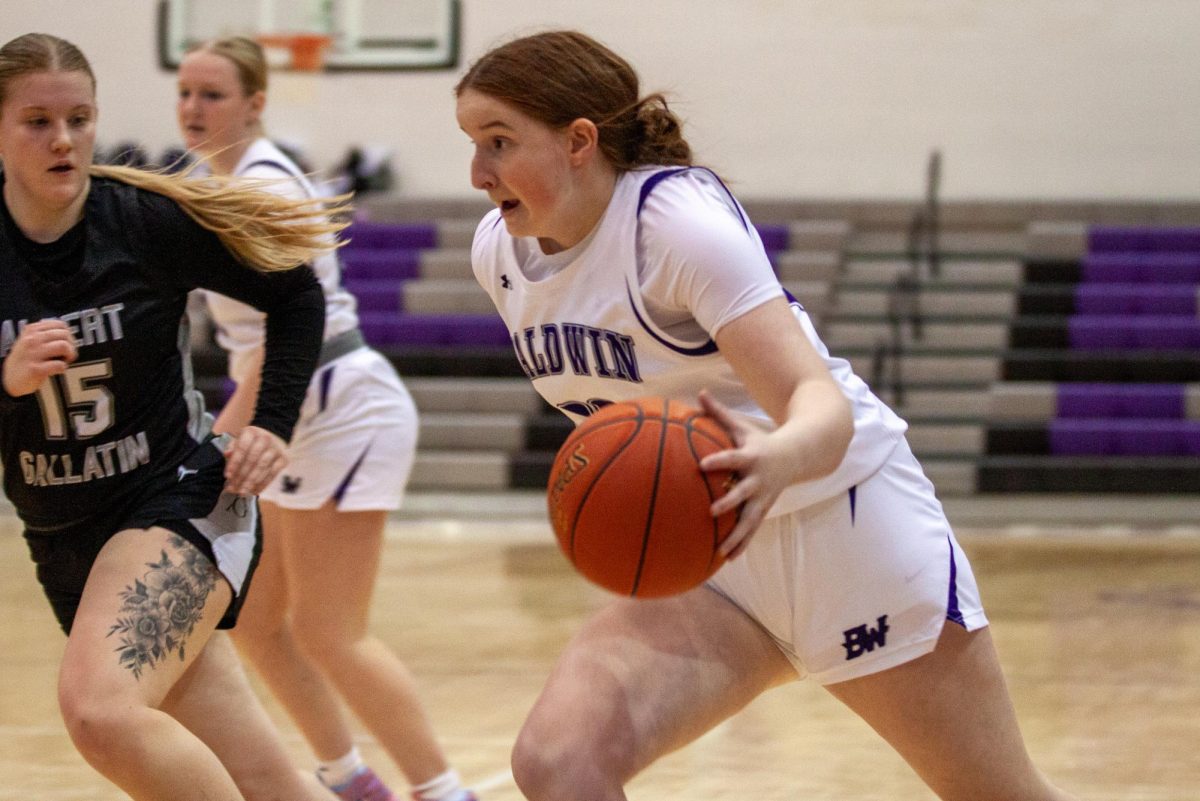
xmin=455 ymin=30 xmax=692 ymax=172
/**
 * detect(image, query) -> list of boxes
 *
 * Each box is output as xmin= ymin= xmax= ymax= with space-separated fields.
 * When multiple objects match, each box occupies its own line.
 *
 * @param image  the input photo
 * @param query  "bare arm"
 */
xmin=700 ymin=297 xmax=854 ymax=556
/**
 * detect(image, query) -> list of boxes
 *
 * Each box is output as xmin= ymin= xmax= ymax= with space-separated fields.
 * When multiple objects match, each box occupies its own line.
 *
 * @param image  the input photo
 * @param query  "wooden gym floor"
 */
xmin=1 ymin=497 xmax=1197 ymax=801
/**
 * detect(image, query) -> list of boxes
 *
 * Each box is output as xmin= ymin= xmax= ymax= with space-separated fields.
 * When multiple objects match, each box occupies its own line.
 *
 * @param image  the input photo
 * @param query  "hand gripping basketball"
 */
xmin=546 ymin=397 xmax=739 ymax=598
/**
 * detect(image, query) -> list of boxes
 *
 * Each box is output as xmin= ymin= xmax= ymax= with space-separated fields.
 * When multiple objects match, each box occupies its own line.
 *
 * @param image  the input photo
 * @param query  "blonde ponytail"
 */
xmin=89 ymin=164 xmax=350 ymax=272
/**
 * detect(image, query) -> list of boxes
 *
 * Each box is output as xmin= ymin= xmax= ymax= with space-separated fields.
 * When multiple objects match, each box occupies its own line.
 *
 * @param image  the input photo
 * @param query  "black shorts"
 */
xmin=23 ymin=437 xmax=262 ymax=634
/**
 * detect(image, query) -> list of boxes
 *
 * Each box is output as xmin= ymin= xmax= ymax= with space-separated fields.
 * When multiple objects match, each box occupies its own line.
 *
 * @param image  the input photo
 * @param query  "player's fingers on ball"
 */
xmin=722 ymin=509 xmax=763 ymax=558
xmin=720 ymin=525 xmax=752 ymax=559
xmin=699 ymin=449 xmax=736 ymax=472
xmin=710 ymin=490 xmax=741 ymax=517
xmin=711 ymin=475 xmax=754 ymax=516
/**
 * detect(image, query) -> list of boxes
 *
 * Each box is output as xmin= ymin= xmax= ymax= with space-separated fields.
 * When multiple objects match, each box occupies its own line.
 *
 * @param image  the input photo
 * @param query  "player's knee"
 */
xmin=58 ymin=691 xmax=138 ymax=769
xmin=510 ymin=732 xmax=567 ymax=801
xmin=512 ymin=719 xmax=618 ymax=801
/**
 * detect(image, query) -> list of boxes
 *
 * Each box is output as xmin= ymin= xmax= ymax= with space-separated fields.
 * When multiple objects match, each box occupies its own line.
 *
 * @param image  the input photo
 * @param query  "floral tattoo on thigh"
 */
xmin=106 ymin=535 xmax=217 ymax=679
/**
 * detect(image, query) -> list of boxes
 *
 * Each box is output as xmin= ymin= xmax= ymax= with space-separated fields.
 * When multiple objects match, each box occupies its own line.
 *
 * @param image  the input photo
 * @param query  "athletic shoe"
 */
xmin=328 ymin=767 xmax=399 ymax=801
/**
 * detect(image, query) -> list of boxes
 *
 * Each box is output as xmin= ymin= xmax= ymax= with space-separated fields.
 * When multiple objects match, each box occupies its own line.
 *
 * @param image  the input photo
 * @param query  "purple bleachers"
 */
xmin=1075 ymin=284 xmax=1198 ymax=315
xmin=1088 ymin=226 xmax=1200 ymax=254
xmin=343 ymin=221 xmax=438 ymax=250
xmin=344 ymin=279 xmax=401 ymax=312
xmin=358 ymin=312 xmax=510 ymax=347
xmin=1049 ymin=419 xmax=1200 ymax=456
xmin=1056 ymin=383 xmax=1184 ymax=419
xmin=1080 ymin=253 xmax=1200 ymax=284
xmin=340 ymin=249 xmax=421 ymax=281
xmin=1068 ymin=316 xmax=1200 ymax=350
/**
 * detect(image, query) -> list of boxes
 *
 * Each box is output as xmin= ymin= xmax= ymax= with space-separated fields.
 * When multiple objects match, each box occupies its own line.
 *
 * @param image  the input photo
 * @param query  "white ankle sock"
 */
xmin=317 ymin=746 xmax=366 ymax=788
xmin=412 ymin=768 xmax=471 ymax=801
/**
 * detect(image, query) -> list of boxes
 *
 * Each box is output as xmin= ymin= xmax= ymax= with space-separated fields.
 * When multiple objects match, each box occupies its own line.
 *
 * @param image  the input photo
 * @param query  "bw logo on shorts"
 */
xmin=281 ymin=475 xmax=302 ymax=493
xmin=842 ymin=615 xmax=890 ymax=660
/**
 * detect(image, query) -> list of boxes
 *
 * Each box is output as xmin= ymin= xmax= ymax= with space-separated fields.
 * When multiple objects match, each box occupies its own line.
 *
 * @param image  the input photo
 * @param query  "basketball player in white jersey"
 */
xmin=177 ymin=37 xmax=475 ymax=801
xmin=456 ymin=30 xmax=1077 ymax=801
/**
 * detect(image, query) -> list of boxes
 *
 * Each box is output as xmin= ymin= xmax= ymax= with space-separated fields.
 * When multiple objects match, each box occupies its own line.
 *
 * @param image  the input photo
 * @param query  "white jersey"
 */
xmin=200 ymin=138 xmax=359 ymax=382
xmin=472 ymin=166 xmax=908 ymax=515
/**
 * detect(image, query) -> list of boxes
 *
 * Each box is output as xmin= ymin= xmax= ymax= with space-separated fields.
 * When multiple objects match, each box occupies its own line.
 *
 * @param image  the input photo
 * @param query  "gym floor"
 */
xmin=1 ymin=493 xmax=1198 ymax=800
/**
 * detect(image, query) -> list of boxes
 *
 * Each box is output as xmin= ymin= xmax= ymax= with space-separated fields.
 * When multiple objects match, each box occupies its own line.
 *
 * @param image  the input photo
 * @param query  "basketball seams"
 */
xmin=630 ymin=406 xmax=671 ymax=596
xmin=565 ymin=407 xmax=646 ymax=562
xmin=555 ymin=412 xmax=645 ymax=457
xmin=683 ymin=415 xmax=725 ymax=570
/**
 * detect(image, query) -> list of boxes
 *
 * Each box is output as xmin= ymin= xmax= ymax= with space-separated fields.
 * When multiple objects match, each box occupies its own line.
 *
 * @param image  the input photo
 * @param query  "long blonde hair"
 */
xmin=92 ymin=163 xmax=350 ymax=272
xmin=1 ymin=32 xmax=349 ymax=272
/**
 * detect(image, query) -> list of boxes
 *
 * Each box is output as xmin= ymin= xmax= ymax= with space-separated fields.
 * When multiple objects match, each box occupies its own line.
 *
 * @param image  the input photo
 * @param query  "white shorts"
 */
xmin=706 ymin=438 xmax=987 ymax=685
xmin=261 ymin=347 xmax=418 ymax=511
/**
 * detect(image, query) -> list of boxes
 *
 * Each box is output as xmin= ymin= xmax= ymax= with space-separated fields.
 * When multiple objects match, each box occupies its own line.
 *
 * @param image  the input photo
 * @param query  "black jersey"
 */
xmin=0 ymin=175 xmax=324 ymax=531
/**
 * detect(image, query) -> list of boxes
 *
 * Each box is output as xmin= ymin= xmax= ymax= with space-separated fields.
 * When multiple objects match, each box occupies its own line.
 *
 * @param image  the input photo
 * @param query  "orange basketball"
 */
xmin=546 ymin=397 xmax=739 ymax=598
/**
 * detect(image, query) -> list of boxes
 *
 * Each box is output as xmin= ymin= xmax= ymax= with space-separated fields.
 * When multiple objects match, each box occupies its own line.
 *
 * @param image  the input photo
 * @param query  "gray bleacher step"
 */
xmin=824 ymin=321 xmax=1009 ymax=351
xmin=775 ymin=250 xmax=841 ymax=282
xmin=922 ymin=460 xmax=977 ymax=496
xmin=419 ymin=248 xmax=473 ymax=280
xmin=409 ymin=450 xmax=509 ymax=490
xmin=783 ymin=280 xmax=833 ymax=318
xmin=989 ymin=382 xmax=1200 ymax=421
xmin=844 ymin=352 xmax=1002 ymax=384
xmin=418 ymin=412 xmax=526 ymax=452
xmin=357 ymin=196 xmax=491 ymax=223
xmin=402 ymin=279 xmax=496 ymax=314
xmin=833 ymin=287 xmax=1016 ymax=317
xmin=787 ymin=220 xmax=853 ymax=251
xmin=989 ymin=382 xmax=1058 ymax=421
xmin=905 ymin=422 xmax=985 ymax=456
xmin=848 ymin=230 xmax=1027 ymax=256
xmin=436 ymin=219 xmax=483 ymax=249
xmin=879 ymin=388 xmax=992 ymax=419
xmin=1026 ymin=221 xmax=1087 ymax=260
xmin=841 ymin=258 xmax=1022 ymax=286
xmin=406 ymin=377 xmax=544 ymax=414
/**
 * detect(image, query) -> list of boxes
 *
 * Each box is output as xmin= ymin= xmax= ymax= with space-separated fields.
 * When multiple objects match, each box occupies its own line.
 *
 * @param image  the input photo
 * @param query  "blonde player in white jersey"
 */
xmin=456 ymin=30 xmax=1077 ymax=801
xmin=177 ymin=37 xmax=476 ymax=801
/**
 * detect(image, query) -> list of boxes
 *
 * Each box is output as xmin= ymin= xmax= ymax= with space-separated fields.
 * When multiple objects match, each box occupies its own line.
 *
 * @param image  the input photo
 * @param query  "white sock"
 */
xmin=317 ymin=747 xmax=366 ymax=789
xmin=412 ymin=768 xmax=471 ymax=801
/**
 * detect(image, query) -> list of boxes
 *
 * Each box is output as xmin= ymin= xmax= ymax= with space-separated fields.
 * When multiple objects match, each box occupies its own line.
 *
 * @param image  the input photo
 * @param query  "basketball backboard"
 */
xmin=156 ymin=0 xmax=460 ymax=71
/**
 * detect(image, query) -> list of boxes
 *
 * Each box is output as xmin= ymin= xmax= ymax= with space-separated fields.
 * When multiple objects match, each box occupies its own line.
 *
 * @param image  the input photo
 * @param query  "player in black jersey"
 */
xmin=0 ymin=33 xmax=344 ymax=801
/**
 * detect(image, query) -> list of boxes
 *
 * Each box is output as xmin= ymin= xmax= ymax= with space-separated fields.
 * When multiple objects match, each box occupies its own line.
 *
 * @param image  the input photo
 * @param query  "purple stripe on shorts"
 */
xmin=848 ymin=485 xmax=857 ymax=525
xmin=318 ymin=366 xmax=335 ymax=414
xmin=946 ymin=536 xmax=965 ymax=627
xmin=332 ymin=444 xmax=370 ymax=505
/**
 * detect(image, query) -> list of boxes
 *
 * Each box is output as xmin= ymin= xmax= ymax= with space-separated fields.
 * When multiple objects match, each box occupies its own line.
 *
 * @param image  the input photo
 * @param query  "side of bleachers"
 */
xmin=981 ymin=224 xmax=1200 ymax=492
xmin=188 ymin=199 xmax=1200 ymax=496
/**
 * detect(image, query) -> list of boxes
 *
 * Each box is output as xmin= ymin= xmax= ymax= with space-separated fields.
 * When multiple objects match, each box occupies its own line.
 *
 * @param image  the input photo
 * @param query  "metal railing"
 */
xmin=871 ymin=150 xmax=942 ymax=407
